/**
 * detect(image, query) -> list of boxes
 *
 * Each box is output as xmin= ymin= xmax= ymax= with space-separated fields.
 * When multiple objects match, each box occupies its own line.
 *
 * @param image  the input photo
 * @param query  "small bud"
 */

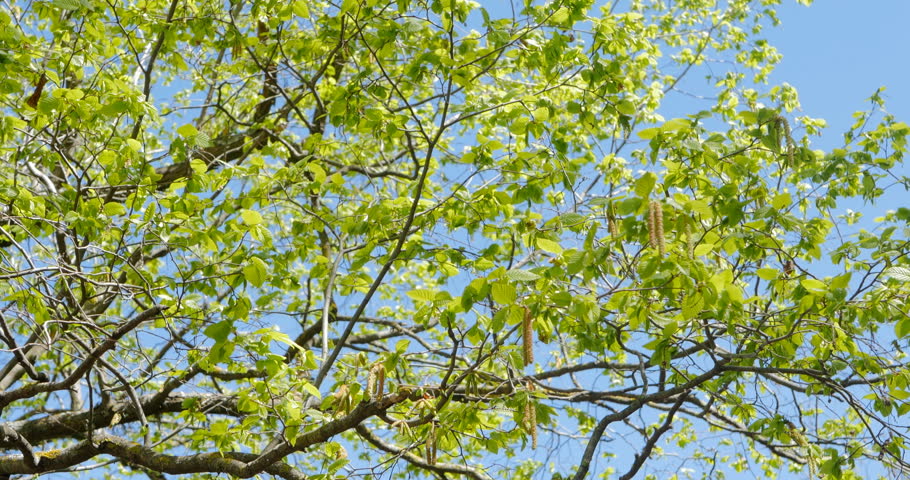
xmin=783 ymin=260 xmax=794 ymax=277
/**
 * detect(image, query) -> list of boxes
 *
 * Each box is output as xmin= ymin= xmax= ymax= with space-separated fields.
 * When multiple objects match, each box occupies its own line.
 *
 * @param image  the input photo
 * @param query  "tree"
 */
xmin=1 ymin=0 xmax=909 ymax=478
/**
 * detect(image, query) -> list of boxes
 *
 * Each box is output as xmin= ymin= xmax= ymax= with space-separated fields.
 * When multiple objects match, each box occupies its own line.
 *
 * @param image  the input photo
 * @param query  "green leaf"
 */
xmin=800 ymin=278 xmax=827 ymax=293
xmin=536 ymin=237 xmax=563 ymax=254
xmin=637 ymin=127 xmax=660 ymax=140
xmin=662 ymin=118 xmax=689 ymax=132
xmin=52 ymin=0 xmax=83 ymax=10
xmin=300 ymin=382 xmax=321 ymax=399
xmin=896 ymin=318 xmax=910 ymax=338
xmin=292 ymin=0 xmax=310 ymax=17
xmin=756 ymin=268 xmax=778 ymax=281
xmin=505 ymin=269 xmax=541 ymax=282
xmin=685 ymin=200 xmax=710 ymax=218
xmin=103 ymin=202 xmax=126 ymax=216
xmin=177 ymin=124 xmax=199 ymax=138
xmin=634 ymin=172 xmax=657 ymax=198
xmin=190 ymin=158 xmax=208 ymax=174
xmin=532 ymin=106 xmax=550 ymax=122
xmin=682 ymin=293 xmax=704 ymax=320
xmin=556 ymin=212 xmax=585 ymax=226
xmin=550 ymin=7 xmax=569 ymax=23
xmin=490 ymin=282 xmax=516 ymax=304
xmin=884 ymin=267 xmax=910 ymax=282
xmin=307 ymin=162 xmax=327 ymax=183
xmin=194 ymin=132 xmax=211 ymax=148
xmin=616 ymin=100 xmax=636 ymax=115
xmin=406 ymin=289 xmax=436 ymax=303
xmin=243 ymin=257 xmax=268 ymax=287
xmin=830 ymin=272 xmax=852 ymax=290
xmin=240 ymin=209 xmax=264 ymax=225
xmin=204 ymin=320 xmax=233 ymax=342
xmin=693 ymin=243 xmax=715 ymax=257
xmin=771 ymin=192 xmax=790 ymax=210
xmin=340 ymin=0 xmax=357 ymax=14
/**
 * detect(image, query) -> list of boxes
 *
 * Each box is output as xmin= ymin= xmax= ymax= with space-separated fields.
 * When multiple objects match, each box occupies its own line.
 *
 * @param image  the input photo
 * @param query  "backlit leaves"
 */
xmin=1 ymin=1 xmax=909 ymax=480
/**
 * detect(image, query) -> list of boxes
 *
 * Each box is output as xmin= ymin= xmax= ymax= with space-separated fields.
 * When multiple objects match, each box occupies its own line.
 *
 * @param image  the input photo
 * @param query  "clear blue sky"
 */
xmin=768 ymin=0 xmax=910 ymax=148
xmin=763 ymin=0 xmax=910 ymax=248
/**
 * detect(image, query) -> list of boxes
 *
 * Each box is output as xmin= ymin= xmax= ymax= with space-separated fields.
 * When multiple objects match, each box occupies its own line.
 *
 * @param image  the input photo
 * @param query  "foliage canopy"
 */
xmin=2 ymin=0 xmax=910 ymax=479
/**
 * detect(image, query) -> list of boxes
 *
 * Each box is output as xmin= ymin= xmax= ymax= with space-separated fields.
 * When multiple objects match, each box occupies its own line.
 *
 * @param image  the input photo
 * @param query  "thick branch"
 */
xmin=0 ymin=393 xmax=239 ymax=449
xmin=0 ymin=433 xmax=307 ymax=480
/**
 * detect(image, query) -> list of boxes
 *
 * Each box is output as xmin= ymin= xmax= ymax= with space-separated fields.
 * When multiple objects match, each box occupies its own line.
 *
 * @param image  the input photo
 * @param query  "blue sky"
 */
xmin=768 ymin=0 xmax=910 ymax=147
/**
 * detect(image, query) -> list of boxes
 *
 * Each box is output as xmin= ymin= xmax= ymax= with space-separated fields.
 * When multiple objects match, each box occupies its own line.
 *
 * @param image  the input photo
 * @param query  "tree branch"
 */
xmin=355 ymin=424 xmax=493 ymax=480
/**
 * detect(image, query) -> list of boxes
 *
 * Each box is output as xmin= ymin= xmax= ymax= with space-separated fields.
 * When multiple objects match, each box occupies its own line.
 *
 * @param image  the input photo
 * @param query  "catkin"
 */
xmin=367 ymin=366 xmax=375 ymax=400
xmin=607 ymin=204 xmax=619 ymax=237
xmin=426 ymin=422 xmax=437 ymax=465
xmin=522 ymin=307 xmax=534 ymax=367
xmin=648 ymin=201 xmax=665 ymax=256
xmin=524 ymin=381 xmax=538 ymax=449
xmin=775 ymin=116 xmax=794 ymax=165
xmin=375 ymin=364 xmax=385 ymax=400
xmin=654 ymin=201 xmax=665 ymax=256
xmin=647 ymin=201 xmax=657 ymax=248
xmin=685 ymin=218 xmax=694 ymax=258
xmin=367 ymin=364 xmax=386 ymax=401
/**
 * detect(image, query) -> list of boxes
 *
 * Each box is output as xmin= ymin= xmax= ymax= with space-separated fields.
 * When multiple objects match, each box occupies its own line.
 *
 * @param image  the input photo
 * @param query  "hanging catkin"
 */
xmin=648 ymin=200 xmax=665 ymax=256
xmin=607 ymin=204 xmax=619 ymax=237
xmin=654 ymin=201 xmax=665 ymax=256
xmin=366 ymin=365 xmax=374 ymax=399
xmin=522 ymin=306 xmax=534 ymax=367
xmin=776 ymin=115 xmax=794 ymax=166
xmin=368 ymin=363 xmax=385 ymax=401
xmin=524 ymin=381 xmax=538 ymax=449
xmin=685 ymin=218 xmax=694 ymax=258
xmin=647 ymin=201 xmax=657 ymax=248
xmin=375 ymin=364 xmax=385 ymax=400
xmin=425 ymin=422 xmax=437 ymax=465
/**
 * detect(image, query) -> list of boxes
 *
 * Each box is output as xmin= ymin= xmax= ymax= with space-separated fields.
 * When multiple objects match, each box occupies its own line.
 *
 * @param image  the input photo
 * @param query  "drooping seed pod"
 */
xmin=522 ymin=307 xmax=534 ymax=367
